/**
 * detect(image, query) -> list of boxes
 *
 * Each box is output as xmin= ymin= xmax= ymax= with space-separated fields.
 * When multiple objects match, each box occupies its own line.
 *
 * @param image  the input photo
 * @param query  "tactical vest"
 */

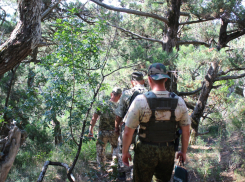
xmin=139 ymin=91 xmax=179 ymax=143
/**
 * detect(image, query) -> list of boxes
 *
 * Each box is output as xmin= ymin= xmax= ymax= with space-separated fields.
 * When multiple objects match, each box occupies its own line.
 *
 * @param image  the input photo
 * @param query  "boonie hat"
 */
xmin=131 ymin=71 xmax=144 ymax=81
xmin=148 ymin=63 xmax=170 ymax=80
xmin=112 ymin=87 xmax=122 ymax=94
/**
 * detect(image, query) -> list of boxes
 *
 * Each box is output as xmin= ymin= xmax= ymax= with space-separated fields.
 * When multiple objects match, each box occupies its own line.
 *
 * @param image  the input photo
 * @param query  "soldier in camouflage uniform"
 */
xmin=114 ymin=72 xmax=148 ymax=180
xmin=89 ymin=87 xmax=122 ymax=170
xmin=122 ymin=63 xmax=191 ymax=182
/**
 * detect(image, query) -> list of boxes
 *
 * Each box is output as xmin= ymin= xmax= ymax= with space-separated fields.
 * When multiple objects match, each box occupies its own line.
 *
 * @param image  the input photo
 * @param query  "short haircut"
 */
xmin=131 ymin=72 xmax=144 ymax=81
xmin=112 ymin=91 xmax=121 ymax=97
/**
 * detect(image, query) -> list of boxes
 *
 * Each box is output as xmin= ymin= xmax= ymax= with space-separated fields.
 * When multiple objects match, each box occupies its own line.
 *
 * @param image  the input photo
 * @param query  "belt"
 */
xmin=140 ymin=141 xmax=175 ymax=147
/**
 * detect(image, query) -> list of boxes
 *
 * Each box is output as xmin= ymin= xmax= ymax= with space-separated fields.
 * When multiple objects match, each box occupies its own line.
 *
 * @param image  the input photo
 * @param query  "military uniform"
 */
xmin=124 ymin=91 xmax=191 ymax=181
xmin=123 ymin=63 xmax=191 ymax=182
xmin=95 ymin=100 xmax=119 ymax=167
xmin=115 ymin=84 xmax=148 ymax=172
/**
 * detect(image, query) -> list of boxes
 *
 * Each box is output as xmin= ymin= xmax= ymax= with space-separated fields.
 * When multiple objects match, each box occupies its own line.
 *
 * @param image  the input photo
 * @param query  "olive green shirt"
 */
xmin=95 ymin=100 xmax=118 ymax=131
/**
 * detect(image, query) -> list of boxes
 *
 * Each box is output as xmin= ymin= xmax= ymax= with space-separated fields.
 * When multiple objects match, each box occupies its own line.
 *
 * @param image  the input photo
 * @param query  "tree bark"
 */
xmin=0 ymin=126 xmax=21 ymax=182
xmin=217 ymin=18 xmax=245 ymax=50
xmin=190 ymin=62 xmax=219 ymax=142
xmin=163 ymin=0 xmax=181 ymax=53
xmin=52 ymin=115 xmax=62 ymax=145
xmin=0 ymin=0 xmax=42 ymax=76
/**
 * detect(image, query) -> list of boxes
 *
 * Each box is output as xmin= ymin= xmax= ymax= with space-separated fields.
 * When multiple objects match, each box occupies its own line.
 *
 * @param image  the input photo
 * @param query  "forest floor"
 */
xmin=68 ymin=130 xmax=245 ymax=182
xmin=9 ymin=129 xmax=243 ymax=182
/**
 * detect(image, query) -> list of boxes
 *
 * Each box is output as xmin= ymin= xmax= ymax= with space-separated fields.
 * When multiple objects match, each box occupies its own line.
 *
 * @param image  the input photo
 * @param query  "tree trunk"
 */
xmin=190 ymin=62 xmax=219 ymax=143
xmin=0 ymin=0 xmax=42 ymax=181
xmin=0 ymin=126 xmax=21 ymax=182
xmin=0 ymin=0 xmax=42 ymax=76
xmin=163 ymin=0 xmax=181 ymax=53
xmin=52 ymin=115 xmax=62 ymax=145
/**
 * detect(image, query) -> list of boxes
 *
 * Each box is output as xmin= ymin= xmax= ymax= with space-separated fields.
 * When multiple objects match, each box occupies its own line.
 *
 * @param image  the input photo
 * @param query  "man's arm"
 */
xmin=122 ymin=126 xmax=135 ymax=166
xmin=114 ymin=116 xmax=122 ymax=134
xmin=89 ymin=113 xmax=99 ymax=137
xmin=176 ymin=124 xmax=190 ymax=162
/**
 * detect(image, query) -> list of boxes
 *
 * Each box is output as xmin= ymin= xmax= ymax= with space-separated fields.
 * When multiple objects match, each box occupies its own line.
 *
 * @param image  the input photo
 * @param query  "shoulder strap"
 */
xmin=128 ymin=90 xmax=140 ymax=108
xmin=123 ymin=90 xmax=142 ymax=118
xmin=144 ymin=91 xmax=178 ymax=120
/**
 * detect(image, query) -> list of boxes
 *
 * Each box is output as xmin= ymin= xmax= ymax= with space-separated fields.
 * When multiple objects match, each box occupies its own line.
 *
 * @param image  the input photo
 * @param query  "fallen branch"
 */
xmin=37 ymin=161 xmax=75 ymax=182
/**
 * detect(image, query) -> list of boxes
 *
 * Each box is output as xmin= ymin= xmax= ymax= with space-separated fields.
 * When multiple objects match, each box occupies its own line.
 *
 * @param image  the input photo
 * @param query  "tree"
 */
xmin=0 ymin=0 xmax=63 ymax=181
xmin=89 ymin=0 xmax=245 ymax=139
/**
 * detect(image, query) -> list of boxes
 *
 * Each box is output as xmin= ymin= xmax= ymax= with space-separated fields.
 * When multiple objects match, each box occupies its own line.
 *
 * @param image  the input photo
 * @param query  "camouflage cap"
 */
xmin=131 ymin=71 xmax=144 ymax=81
xmin=147 ymin=63 xmax=170 ymax=80
xmin=112 ymin=87 xmax=122 ymax=94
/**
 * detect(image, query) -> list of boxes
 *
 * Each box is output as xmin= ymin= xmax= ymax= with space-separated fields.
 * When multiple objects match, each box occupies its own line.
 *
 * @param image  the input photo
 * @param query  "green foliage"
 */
xmin=35 ymin=13 xmax=108 ymax=146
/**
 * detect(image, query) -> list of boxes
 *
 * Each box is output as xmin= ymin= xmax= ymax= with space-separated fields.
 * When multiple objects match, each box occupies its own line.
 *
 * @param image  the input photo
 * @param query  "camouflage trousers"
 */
xmin=133 ymin=141 xmax=175 ymax=182
xmin=117 ymin=123 xmax=137 ymax=172
xmin=96 ymin=130 xmax=119 ymax=167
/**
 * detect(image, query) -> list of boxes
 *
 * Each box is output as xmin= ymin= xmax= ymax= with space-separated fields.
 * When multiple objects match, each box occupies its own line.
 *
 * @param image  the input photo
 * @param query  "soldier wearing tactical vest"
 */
xmin=114 ymin=72 xmax=148 ymax=181
xmin=89 ymin=87 xmax=122 ymax=172
xmin=122 ymin=63 xmax=191 ymax=182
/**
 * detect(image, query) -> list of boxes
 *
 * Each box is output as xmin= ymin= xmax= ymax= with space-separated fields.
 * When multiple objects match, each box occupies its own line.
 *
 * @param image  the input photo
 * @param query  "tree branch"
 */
xmin=178 ymin=87 xmax=202 ymax=96
xmin=41 ymin=0 xmax=62 ymax=21
xmin=104 ymin=62 xmax=143 ymax=77
xmin=37 ymin=161 xmax=75 ymax=182
xmin=185 ymin=101 xmax=195 ymax=110
xmin=177 ymin=40 xmax=210 ymax=47
xmin=74 ymin=13 xmax=95 ymax=24
xmin=226 ymin=28 xmax=245 ymax=43
xmin=215 ymin=73 xmax=245 ymax=81
xmin=179 ymin=17 xmax=216 ymax=25
xmin=180 ymin=12 xmax=190 ymax=17
xmin=109 ymin=24 xmax=163 ymax=44
xmin=70 ymin=126 xmax=78 ymax=146
xmin=217 ymin=67 xmax=245 ymax=76
xmin=90 ymin=0 xmax=169 ymax=24
xmin=0 ymin=0 xmax=42 ymax=76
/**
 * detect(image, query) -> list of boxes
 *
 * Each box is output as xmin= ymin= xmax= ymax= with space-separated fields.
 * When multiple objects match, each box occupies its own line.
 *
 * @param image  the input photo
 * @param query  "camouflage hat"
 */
xmin=112 ymin=87 xmax=122 ymax=94
xmin=148 ymin=63 xmax=170 ymax=80
xmin=131 ymin=71 xmax=144 ymax=81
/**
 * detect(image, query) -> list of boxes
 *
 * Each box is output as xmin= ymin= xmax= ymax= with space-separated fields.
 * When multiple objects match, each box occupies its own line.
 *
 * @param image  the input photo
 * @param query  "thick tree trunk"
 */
xmin=0 ymin=0 xmax=42 ymax=181
xmin=0 ymin=0 xmax=42 ymax=76
xmin=190 ymin=62 xmax=219 ymax=143
xmin=163 ymin=0 xmax=181 ymax=53
xmin=0 ymin=126 xmax=21 ymax=182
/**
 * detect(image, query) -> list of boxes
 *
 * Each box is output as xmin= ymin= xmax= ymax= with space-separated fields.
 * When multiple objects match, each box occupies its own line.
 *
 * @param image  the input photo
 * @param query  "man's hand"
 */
xmin=115 ymin=127 xmax=119 ymax=135
xmin=176 ymin=151 xmax=186 ymax=163
xmin=122 ymin=151 xmax=132 ymax=166
xmin=88 ymin=128 xmax=93 ymax=139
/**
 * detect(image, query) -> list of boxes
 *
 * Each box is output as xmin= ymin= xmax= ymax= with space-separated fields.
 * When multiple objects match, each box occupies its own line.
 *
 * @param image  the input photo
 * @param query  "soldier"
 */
xmin=89 ymin=87 xmax=122 ymax=171
xmin=114 ymin=71 xmax=148 ymax=180
xmin=122 ymin=63 xmax=191 ymax=182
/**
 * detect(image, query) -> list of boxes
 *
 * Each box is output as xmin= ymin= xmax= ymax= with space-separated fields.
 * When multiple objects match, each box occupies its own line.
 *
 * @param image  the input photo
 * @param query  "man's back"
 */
xmin=124 ymin=91 xmax=190 ymax=131
xmin=96 ymin=100 xmax=118 ymax=131
xmin=115 ymin=84 xmax=148 ymax=119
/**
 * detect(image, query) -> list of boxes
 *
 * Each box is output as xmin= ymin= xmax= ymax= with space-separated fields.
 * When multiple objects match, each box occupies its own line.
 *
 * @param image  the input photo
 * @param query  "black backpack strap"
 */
xmin=143 ymin=91 xmax=157 ymax=118
xmin=123 ymin=90 xmax=141 ymax=118
xmin=129 ymin=90 xmax=140 ymax=108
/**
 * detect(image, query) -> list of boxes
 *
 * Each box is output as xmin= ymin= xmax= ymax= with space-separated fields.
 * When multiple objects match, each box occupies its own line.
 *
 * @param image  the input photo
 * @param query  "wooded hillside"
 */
xmin=0 ymin=0 xmax=245 ymax=181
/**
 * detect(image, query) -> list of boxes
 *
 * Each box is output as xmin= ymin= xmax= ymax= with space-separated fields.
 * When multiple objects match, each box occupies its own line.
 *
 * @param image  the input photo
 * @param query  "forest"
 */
xmin=0 ymin=0 xmax=245 ymax=181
